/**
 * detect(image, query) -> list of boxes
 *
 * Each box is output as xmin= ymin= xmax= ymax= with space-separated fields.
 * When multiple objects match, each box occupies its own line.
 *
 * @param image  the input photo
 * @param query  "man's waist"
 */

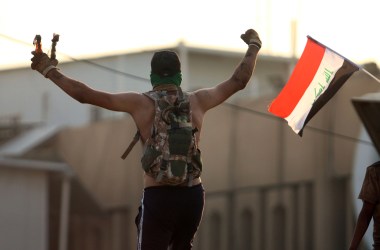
xmin=144 ymin=174 xmax=201 ymax=188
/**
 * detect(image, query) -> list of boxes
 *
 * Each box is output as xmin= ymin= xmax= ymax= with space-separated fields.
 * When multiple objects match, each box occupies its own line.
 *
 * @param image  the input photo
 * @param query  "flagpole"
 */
xmin=361 ymin=68 xmax=380 ymax=84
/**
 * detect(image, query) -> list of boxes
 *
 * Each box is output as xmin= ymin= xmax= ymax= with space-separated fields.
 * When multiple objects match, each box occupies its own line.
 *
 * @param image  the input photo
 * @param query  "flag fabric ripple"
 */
xmin=268 ymin=36 xmax=359 ymax=136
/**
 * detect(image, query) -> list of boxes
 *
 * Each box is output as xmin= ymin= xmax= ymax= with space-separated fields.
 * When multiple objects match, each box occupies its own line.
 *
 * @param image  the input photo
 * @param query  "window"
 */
xmin=240 ymin=208 xmax=253 ymax=250
xmin=273 ymin=205 xmax=286 ymax=250
xmin=209 ymin=211 xmax=222 ymax=249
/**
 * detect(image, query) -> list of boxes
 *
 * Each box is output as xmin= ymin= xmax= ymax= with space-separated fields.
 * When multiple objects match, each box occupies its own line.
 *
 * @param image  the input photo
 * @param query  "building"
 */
xmin=0 ymin=43 xmax=379 ymax=250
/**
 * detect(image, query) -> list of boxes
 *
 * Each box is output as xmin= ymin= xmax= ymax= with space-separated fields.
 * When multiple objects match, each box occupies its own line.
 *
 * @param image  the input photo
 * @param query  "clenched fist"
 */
xmin=241 ymin=29 xmax=262 ymax=49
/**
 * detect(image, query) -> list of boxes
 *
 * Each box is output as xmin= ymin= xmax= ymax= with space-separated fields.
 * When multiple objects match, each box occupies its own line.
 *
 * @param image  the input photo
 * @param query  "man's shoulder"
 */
xmin=369 ymin=161 xmax=380 ymax=168
xmin=366 ymin=161 xmax=380 ymax=180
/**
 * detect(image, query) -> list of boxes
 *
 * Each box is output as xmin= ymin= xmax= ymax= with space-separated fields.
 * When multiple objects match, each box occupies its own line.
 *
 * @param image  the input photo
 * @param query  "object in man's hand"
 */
xmin=50 ymin=33 xmax=60 ymax=60
xmin=33 ymin=35 xmax=42 ymax=54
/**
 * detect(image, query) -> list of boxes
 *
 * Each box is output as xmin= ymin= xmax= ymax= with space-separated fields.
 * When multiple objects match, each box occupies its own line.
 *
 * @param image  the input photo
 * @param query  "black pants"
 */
xmin=135 ymin=184 xmax=205 ymax=250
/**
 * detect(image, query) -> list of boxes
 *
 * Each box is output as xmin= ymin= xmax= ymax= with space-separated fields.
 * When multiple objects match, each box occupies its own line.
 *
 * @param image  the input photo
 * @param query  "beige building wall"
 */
xmin=192 ymin=70 xmax=380 ymax=250
xmin=0 ymin=167 xmax=48 ymax=250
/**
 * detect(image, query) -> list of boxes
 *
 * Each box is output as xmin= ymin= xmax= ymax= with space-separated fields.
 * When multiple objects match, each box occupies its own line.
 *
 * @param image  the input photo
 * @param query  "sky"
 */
xmin=1 ymin=0 xmax=379 ymax=70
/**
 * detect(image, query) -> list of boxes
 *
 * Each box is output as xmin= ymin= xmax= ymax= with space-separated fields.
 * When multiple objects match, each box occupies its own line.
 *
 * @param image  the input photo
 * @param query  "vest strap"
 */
xmin=121 ymin=131 xmax=140 ymax=159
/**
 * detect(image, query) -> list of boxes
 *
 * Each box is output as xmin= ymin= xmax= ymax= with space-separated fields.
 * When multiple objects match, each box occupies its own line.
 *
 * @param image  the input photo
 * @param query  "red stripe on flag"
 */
xmin=268 ymin=39 xmax=325 ymax=118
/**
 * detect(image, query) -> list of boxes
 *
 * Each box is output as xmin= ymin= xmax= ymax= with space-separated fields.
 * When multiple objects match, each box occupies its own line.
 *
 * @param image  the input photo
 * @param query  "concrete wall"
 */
xmin=0 ymin=167 xmax=48 ymax=250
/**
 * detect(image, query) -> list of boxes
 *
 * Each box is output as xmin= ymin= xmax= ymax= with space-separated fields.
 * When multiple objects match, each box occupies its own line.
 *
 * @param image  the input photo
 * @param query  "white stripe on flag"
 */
xmin=285 ymin=48 xmax=345 ymax=133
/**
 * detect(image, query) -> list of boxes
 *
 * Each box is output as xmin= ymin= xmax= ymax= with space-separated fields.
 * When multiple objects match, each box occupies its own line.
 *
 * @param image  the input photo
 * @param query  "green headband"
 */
xmin=150 ymin=72 xmax=182 ymax=87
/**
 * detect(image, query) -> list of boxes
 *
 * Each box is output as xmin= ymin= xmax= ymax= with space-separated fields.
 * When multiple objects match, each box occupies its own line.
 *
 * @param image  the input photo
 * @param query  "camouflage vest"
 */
xmin=122 ymin=87 xmax=202 ymax=186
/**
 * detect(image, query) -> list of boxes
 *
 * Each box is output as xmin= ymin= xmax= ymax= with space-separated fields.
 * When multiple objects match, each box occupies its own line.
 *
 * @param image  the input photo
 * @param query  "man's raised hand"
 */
xmin=31 ymin=34 xmax=59 ymax=78
xmin=241 ymin=29 xmax=262 ymax=49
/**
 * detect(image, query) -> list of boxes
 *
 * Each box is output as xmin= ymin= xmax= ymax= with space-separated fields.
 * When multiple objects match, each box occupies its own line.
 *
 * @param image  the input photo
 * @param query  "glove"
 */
xmin=30 ymin=51 xmax=58 ymax=78
xmin=241 ymin=29 xmax=262 ymax=49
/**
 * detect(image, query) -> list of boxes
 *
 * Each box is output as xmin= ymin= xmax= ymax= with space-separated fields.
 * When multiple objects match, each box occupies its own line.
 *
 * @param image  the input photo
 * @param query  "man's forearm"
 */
xmin=349 ymin=218 xmax=369 ymax=250
xmin=46 ymin=69 xmax=90 ymax=103
xmin=231 ymin=45 xmax=259 ymax=90
xmin=349 ymin=203 xmax=374 ymax=250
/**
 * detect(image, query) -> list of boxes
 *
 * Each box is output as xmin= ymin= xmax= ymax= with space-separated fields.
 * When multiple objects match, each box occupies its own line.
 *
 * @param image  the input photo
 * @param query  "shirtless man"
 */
xmin=31 ymin=28 xmax=261 ymax=250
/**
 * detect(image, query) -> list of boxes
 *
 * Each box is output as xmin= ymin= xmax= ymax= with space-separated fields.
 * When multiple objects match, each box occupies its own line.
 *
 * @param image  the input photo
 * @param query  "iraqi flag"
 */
xmin=268 ymin=36 xmax=359 ymax=136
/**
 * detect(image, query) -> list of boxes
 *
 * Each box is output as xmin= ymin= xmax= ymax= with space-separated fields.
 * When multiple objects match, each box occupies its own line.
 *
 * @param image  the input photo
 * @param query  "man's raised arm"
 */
xmin=193 ymin=29 xmax=261 ymax=113
xmin=30 ymin=50 xmax=142 ymax=114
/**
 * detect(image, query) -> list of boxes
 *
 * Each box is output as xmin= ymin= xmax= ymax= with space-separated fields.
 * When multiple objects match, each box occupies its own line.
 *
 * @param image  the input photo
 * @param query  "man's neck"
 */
xmin=153 ymin=84 xmax=179 ymax=91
